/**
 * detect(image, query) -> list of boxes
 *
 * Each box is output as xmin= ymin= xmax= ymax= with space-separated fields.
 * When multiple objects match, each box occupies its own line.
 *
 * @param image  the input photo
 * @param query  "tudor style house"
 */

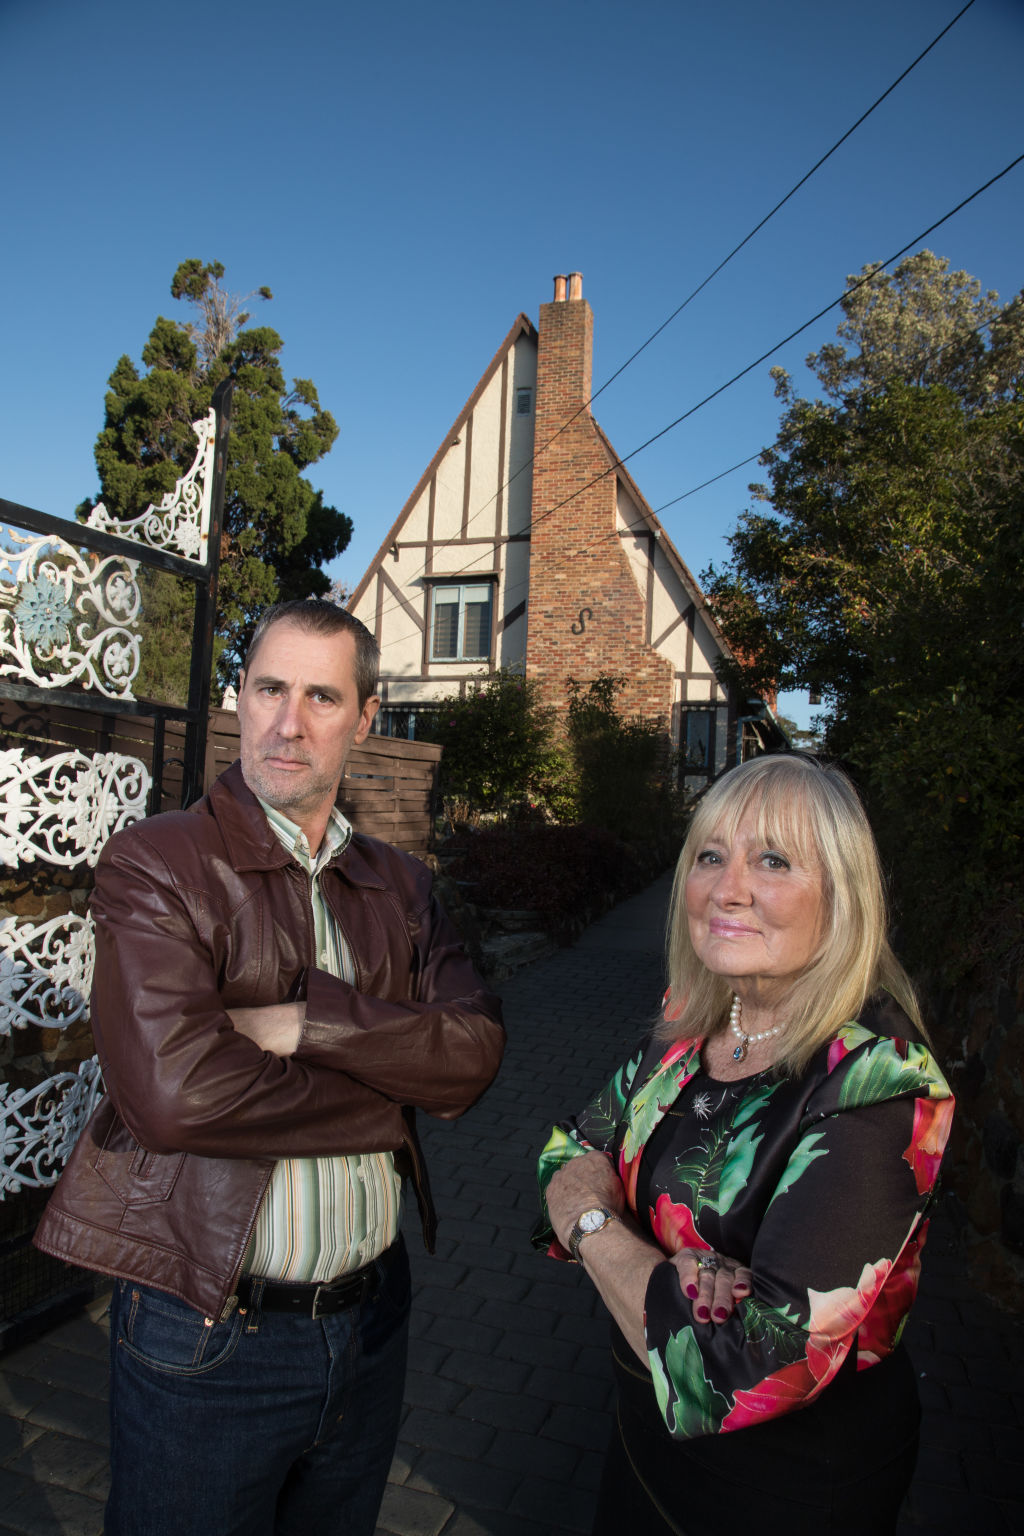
xmin=348 ymin=273 xmax=783 ymax=787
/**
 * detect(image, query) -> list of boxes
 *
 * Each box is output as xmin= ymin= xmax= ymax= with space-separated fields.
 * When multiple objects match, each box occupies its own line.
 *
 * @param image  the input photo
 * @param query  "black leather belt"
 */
xmin=238 ymin=1245 xmax=395 ymax=1319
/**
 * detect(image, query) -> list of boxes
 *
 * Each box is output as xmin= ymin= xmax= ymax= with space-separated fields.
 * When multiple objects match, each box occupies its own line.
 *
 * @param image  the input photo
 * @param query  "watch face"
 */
xmin=580 ymin=1209 xmax=606 ymax=1235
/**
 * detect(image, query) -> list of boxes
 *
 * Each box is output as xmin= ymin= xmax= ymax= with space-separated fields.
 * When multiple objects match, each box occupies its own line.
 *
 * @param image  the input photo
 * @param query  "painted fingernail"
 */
xmin=712 ymin=1307 xmax=729 ymax=1321
xmin=685 ymin=1284 xmax=699 ymax=1299
xmin=695 ymin=1305 xmax=710 ymax=1322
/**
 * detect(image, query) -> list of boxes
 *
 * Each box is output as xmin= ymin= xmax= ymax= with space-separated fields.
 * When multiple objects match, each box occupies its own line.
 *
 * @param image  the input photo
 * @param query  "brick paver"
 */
xmin=1 ymin=872 xmax=1022 ymax=1534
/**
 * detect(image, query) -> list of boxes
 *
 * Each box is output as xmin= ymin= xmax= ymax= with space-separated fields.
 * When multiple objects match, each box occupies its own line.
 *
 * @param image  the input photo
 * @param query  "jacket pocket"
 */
xmin=93 ymin=1114 xmax=185 ymax=1207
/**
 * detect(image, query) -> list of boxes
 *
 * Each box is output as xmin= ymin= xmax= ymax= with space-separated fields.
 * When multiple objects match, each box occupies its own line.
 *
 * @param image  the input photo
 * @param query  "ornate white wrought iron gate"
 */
xmin=0 ymin=379 xmax=233 ymax=1338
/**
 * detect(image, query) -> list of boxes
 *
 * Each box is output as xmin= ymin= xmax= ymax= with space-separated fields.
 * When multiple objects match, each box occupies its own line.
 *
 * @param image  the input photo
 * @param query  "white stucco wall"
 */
xmin=352 ymin=330 xmax=538 ymax=698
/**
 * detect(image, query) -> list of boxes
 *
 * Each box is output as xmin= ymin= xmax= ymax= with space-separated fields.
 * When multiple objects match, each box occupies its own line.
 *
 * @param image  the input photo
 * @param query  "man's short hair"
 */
xmin=243 ymin=600 xmax=380 ymax=709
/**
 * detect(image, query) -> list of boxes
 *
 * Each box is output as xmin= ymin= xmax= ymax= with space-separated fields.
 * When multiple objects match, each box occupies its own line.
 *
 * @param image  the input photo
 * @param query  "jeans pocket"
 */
xmin=116 ymin=1280 xmax=244 ymax=1376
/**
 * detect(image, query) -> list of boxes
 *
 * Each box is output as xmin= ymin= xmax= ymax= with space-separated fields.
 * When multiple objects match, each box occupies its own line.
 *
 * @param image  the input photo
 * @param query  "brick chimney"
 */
xmin=525 ymin=274 xmax=675 ymax=725
xmin=535 ymin=272 xmax=592 ymax=423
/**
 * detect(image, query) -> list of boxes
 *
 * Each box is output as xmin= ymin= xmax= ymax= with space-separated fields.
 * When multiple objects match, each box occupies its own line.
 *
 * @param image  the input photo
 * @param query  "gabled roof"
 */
xmin=589 ymin=416 xmax=735 ymax=660
xmin=348 ymin=313 xmax=537 ymax=609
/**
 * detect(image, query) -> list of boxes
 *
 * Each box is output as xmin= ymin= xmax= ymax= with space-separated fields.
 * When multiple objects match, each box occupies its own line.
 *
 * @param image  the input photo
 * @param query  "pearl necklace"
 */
xmin=729 ymin=994 xmax=785 ymax=1062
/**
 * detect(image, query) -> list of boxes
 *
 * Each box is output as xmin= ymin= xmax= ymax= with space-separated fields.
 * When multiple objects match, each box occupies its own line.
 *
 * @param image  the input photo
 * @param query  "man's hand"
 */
xmin=546 ymin=1150 xmax=625 ymax=1251
xmin=228 ymin=1003 xmax=305 ymax=1058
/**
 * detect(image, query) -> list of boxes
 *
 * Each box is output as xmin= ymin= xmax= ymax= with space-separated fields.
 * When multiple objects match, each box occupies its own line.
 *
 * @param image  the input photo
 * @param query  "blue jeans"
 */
xmin=106 ymin=1241 xmax=410 ymax=1536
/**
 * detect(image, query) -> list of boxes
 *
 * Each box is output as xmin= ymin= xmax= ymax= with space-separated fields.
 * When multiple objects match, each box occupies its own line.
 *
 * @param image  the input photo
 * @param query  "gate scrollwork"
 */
xmin=85 ymin=409 xmax=215 ymax=562
xmin=0 ymin=914 xmax=94 ymax=1035
xmin=0 ymin=528 xmax=141 ymax=697
xmin=0 ymin=1057 xmax=104 ymax=1195
xmin=1 ymin=748 xmax=151 ymax=870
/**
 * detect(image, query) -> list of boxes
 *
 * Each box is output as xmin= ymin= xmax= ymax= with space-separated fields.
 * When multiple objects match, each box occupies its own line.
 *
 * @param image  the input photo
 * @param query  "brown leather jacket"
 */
xmin=34 ymin=762 xmax=504 ymax=1319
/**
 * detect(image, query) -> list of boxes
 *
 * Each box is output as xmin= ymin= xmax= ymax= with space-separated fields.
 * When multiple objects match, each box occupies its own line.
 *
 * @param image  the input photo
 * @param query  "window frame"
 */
xmin=428 ymin=579 xmax=495 ymax=663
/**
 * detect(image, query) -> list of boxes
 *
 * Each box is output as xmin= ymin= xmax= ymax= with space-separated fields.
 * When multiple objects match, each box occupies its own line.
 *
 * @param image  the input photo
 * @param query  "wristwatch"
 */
xmin=567 ymin=1206 xmax=619 ymax=1264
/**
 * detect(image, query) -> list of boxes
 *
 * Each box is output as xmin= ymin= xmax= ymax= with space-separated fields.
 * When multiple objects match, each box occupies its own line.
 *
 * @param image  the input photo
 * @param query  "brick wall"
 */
xmin=524 ymin=278 xmax=675 ymax=726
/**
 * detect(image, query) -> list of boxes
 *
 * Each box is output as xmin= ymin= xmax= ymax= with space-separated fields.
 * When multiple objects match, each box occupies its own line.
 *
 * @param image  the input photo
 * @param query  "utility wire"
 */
xmin=365 ymin=0 xmax=980 ymax=627
xmin=374 ymin=150 xmax=1023 ymax=657
xmin=651 ymin=455 xmax=763 ymax=516
xmin=583 ymin=0 xmax=979 ymax=413
xmin=561 ymin=303 xmax=1010 ymax=568
xmin=551 ymin=151 xmax=1024 ymax=508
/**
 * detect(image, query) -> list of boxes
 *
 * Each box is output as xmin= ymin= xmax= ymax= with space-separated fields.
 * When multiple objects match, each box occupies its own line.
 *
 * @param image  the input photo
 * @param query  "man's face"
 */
xmin=237 ymin=620 xmax=379 ymax=841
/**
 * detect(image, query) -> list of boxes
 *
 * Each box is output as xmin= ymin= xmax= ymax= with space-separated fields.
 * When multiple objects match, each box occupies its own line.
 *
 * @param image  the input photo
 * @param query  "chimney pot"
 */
xmin=553 ymin=274 xmax=567 ymax=302
xmin=568 ymin=271 xmax=583 ymax=300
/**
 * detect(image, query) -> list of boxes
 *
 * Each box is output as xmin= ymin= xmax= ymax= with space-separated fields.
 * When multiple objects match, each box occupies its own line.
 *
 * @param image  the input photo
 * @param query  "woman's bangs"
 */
xmin=698 ymin=767 xmax=824 ymax=871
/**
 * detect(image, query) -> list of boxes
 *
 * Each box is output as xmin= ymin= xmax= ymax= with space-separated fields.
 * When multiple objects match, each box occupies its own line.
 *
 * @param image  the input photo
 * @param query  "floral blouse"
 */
xmin=535 ymin=993 xmax=954 ymax=1441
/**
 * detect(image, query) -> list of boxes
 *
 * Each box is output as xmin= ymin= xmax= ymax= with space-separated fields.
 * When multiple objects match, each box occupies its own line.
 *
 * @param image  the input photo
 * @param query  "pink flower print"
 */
xmin=721 ymin=1357 xmax=819 ymax=1432
xmin=903 ymin=1096 xmax=955 ymax=1196
xmin=856 ymin=1226 xmax=927 ymax=1367
xmin=662 ymin=987 xmax=685 ymax=1023
xmin=649 ymin=1193 xmax=711 ymax=1256
xmin=804 ymin=1259 xmax=892 ymax=1380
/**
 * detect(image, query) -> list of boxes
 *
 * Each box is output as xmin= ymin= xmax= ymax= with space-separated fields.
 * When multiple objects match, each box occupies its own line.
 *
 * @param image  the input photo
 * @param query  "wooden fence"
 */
xmin=1 ymin=700 xmax=442 ymax=855
xmin=202 ymin=709 xmax=441 ymax=853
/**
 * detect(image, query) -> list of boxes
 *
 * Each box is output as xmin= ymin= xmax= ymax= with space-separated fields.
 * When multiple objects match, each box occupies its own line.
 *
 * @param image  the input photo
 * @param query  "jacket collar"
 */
xmin=206 ymin=761 xmax=389 ymax=891
xmin=618 ymin=1037 xmax=704 ymax=1170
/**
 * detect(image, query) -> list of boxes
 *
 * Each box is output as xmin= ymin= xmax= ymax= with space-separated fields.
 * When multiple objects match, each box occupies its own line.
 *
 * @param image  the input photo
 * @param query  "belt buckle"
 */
xmin=310 ymin=1267 xmax=372 ymax=1319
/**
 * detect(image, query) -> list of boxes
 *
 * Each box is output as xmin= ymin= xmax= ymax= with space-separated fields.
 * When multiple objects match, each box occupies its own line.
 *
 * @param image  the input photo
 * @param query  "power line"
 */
xmin=583 ymin=0 xmax=979 ymax=413
xmin=582 ymin=152 xmax=1024 ymax=484
xmin=651 ymin=456 xmax=763 ymax=516
xmin=373 ymin=150 xmax=1023 ymax=659
xmin=363 ymin=0 xmax=979 ymax=630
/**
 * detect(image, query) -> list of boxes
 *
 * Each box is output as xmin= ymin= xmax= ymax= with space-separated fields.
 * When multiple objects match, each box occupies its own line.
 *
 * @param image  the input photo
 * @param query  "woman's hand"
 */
xmin=545 ymin=1150 xmax=625 ymax=1252
xmin=670 ymin=1247 xmax=752 ymax=1325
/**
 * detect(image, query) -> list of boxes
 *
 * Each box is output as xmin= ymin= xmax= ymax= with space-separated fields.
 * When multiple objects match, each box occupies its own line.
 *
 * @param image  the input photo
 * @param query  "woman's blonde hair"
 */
xmin=663 ymin=754 xmax=922 ymax=1074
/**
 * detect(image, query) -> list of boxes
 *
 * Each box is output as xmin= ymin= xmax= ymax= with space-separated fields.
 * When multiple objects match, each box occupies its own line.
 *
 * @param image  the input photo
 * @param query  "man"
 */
xmin=35 ymin=600 xmax=504 ymax=1536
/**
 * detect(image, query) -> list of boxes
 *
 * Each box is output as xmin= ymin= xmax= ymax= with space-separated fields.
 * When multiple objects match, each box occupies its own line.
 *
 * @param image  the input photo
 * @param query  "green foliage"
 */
xmin=705 ymin=250 xmax=1024 ymax=980
xmin=80 ymin=260 xmax=351 ymax=701
xmin=566 ymin=674 xmax=673 ymax=843
xmin=421 ymin=669 xmax=554 ymax=820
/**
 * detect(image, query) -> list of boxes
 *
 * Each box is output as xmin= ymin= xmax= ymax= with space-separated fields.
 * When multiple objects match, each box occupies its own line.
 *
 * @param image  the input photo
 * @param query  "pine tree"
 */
xmin=82 ymin=260 xmax=352 ymax=699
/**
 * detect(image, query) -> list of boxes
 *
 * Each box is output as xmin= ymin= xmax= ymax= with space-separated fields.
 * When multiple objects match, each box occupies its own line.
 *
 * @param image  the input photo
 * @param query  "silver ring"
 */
xmin=696 ymin=1254 xmax=720 ymax=1273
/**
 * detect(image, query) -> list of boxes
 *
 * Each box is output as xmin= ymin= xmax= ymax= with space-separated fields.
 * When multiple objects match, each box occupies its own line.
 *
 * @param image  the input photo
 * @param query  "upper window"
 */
xmin=431 ymin=583 xmax=493 ymax=661
xmin=516 ymin=387 xmax=532 ymax=415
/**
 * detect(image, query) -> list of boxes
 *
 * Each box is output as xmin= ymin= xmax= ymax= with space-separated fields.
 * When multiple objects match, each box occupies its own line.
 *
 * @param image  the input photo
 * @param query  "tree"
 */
xmin=705 ymin=252 xmax=1024 ymax=978
xmin=81 ymin=260 xmax=352 ymax=699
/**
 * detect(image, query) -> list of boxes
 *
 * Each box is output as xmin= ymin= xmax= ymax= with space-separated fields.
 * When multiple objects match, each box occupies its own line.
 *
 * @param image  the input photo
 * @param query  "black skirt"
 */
xmin=592 ymin=1328 xmax=920 ymax=1536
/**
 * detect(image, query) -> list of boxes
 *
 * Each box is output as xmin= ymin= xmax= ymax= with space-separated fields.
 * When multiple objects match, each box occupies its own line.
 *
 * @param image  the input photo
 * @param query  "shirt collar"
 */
xmin=257 ymin=797 xmax=353 ymax=874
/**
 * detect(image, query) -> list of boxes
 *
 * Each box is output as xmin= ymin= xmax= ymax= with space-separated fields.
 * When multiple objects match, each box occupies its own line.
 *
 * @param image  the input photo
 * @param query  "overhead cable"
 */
xmin=374 ymin=149 xmax=1024 ymax=655
xmin=363 ymin=0 xmax=982 ymax=638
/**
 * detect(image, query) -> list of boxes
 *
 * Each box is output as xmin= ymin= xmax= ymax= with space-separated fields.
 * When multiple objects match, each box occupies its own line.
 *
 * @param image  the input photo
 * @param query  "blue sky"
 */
xmin=2 ymin=0 xmax=1022 ymax=726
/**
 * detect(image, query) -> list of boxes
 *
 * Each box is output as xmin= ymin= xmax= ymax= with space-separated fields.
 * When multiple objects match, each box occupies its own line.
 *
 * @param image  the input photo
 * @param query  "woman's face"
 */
xmin=684 ymin=807 xmax=826 ymax=995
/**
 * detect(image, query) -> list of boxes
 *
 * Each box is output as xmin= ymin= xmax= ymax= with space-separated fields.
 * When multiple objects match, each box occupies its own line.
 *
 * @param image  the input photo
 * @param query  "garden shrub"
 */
xmin=419 ymin=669 xmax=554 ymax=822
xmin=566 ymin=674 xmax=677 ymax=844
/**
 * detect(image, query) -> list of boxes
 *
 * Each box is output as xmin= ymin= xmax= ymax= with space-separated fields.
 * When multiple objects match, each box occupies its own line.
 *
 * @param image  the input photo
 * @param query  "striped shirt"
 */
xmin=242 ymin=800 xmax=401 ymax=1282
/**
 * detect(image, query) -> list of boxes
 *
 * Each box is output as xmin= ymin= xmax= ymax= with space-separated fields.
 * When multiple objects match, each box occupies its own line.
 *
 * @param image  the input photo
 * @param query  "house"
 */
xmin=348 ymin=273 xmax=784 ymax=787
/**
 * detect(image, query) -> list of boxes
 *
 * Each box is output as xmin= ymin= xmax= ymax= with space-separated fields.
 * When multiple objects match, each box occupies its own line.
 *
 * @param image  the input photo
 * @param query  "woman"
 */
xmin=537 ymin=754 xmax=953 ymax=1535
